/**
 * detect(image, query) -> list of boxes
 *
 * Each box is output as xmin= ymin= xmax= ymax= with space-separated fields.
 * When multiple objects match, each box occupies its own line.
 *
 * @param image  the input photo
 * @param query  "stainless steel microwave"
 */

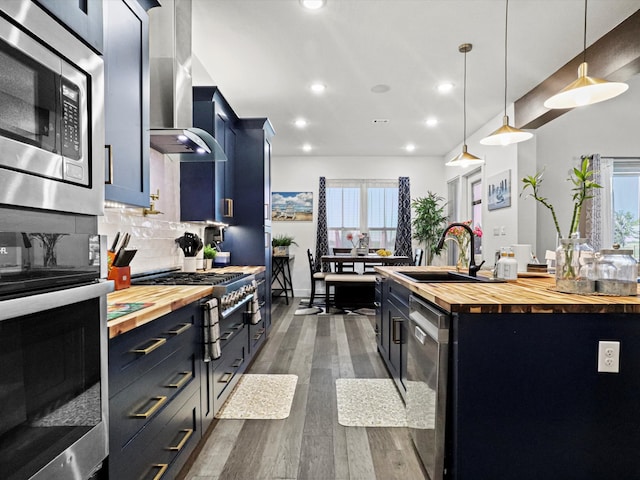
xmin=0 ymin=1 xmax=104 ymax=216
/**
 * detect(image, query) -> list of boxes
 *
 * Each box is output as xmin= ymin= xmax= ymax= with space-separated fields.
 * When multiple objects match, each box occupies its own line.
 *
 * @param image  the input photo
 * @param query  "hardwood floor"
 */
xmin=181 ymin=299 xmax=427 ymax=480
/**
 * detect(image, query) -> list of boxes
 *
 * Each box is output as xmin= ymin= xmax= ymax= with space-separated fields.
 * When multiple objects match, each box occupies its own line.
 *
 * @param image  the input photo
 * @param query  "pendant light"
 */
xmin=544 ymin=0 xmax=628 ymax=109
xmin=480 ymin=0 xmax=533 ymax=146
xmin=446 ymin=43 xmax=483 ymax=167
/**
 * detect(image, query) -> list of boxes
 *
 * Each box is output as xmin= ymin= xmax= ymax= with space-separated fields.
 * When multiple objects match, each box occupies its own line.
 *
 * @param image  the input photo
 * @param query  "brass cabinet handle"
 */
xmin=131 ymin=396 xmax=167 ymax=418
xmin=166 ymin=371 xmax=191 ymax=389
xmin=167 ymin=323 xmax=191 ymax=335
xmin=392 ymin=317 xmax=402 ymax=344
xmin=104 ymin=144 xmax=113 ymax=184
xmin=149 ymin=464 xmax=168 ymax=480
xmin=221 ymin=331 xmax=233 ymax=341
xmin=131 ymin=338 xmax=166 ymax=355
xmin=167 ymin=429 xmax=193 ymax=452
xmin=253 ymin=329 xmax=265 ymax=341
xmin=219 ymin=372 xmax=233 ymax=383
xmin=224 ymin=198 xmax=234 ymax=217
xmin=231 ymin=358 xmax=243 ymax=368
xmin=231 ymin=322 xmax=243 ymax=330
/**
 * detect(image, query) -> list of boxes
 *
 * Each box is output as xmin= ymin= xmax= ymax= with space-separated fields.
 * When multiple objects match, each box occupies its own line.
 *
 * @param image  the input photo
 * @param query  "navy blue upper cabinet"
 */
xmin=182 ymin=87 xmax=237 ymax=222
xmin=33 ymin=0 xmax=104 ymax=53
xmin=104 ymin=0 xmax=151 ymax=207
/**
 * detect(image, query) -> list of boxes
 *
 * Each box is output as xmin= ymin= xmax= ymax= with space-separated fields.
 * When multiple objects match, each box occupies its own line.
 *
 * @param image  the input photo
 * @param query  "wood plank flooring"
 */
xmin=181 ymin=299 xmax=427 ymax=480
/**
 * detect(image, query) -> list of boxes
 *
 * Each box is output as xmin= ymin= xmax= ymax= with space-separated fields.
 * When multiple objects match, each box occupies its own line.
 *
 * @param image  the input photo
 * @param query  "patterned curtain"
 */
xmin=315 ymin=176 xmax=330 ymax=271
xmin=581 ymin=153 xmax=612 ymax=251
xmin=394 ymin=176 xmax=412 ymax=261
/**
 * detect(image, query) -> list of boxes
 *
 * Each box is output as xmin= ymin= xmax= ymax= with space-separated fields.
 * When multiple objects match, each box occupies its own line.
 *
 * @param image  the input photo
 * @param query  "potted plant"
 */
xmin=203 ymin=244 xmax=217 ymax=269
xmin=412 ymin=192 xmax=448 ymax=265
xmin=521 ymin=157 xmax=601 ymax=293
xmin=272 ymin=234 xmax=298 ymax=256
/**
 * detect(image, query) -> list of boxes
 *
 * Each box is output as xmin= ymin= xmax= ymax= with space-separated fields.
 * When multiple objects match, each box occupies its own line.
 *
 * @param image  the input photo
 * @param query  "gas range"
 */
xmin=132 ymin=269 xmax=256 ymax=312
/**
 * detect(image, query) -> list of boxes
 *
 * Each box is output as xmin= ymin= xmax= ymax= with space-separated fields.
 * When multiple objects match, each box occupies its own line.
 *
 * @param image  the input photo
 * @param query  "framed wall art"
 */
xmin=272 ymin=191 xmax=313 ymax=221
xmin=487 ymin=170 xmax=511 ymax=211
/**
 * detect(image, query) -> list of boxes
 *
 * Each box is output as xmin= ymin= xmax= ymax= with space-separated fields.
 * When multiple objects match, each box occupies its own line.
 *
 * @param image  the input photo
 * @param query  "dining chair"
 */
xmin=307 ymin=249 xmax=328 ymax=307
xmin=332 ymin=247 xmax=356 ymax=273
xmin=363 ymin=248 xmax=382 ymax=274
xmin=414 ymin=248 xmax=424 ymax=266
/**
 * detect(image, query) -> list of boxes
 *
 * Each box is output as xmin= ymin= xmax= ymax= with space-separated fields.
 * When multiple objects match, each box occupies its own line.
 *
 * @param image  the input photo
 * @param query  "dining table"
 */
xmin=321 ymin=253 xmax=411 ymax=273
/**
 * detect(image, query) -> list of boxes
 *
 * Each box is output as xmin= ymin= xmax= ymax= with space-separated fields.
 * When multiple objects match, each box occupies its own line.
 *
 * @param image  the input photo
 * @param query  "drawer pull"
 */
xmin=392 ymin=317 xmax=402 ymax=344
xmin=166 ymin=371 xmax=191 ymax=389
xmin=131 ymin=396 xmax=167 ymax=418
xmin=231 ymin=322 xmax=244 ymax=330
xmin=253 ymin=330 xmax=265 ymax=341
xmin=150 ymin=464 xmax=168 ymax=480
xmin=224 ymin=198 xmax=234 ymax=217
xmin=168 ymin=323 xmax=192 ymax=335
xmin=219 ymin=372 xmax=233 ymax=383
xmin=231 ymin=358 xmax=243 ymax=368
xmin=167 ymin=428 xmax=194 ymax=452
xmin=131 ymin=338 xmax=166 ymax=355
xmin=221 ymin=331 xmax=233 ymax=341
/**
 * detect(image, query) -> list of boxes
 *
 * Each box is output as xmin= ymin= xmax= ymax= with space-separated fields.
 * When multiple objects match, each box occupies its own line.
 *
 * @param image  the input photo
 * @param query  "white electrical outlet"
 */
xmin=597 ymin=340 xmax=620 ymax=373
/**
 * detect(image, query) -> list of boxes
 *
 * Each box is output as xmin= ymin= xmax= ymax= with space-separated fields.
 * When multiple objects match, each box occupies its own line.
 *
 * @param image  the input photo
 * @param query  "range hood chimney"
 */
xmin=148 ymin=0 xmax=226 ymax=162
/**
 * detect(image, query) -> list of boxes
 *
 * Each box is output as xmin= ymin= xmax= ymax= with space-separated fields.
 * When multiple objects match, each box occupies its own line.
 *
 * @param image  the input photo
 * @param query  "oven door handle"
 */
xmin=0 ymin=280 xmax=113 ymax=322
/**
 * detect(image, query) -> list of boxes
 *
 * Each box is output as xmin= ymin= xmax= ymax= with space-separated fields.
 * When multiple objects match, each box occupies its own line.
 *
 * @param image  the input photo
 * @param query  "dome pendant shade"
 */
xmin=446 ymin=144 xmax=483 ymax=167
xmin=480 ymin=115 xmax=534 ymax=146
xmin=543 ymin=62 xmax=629 ymax=109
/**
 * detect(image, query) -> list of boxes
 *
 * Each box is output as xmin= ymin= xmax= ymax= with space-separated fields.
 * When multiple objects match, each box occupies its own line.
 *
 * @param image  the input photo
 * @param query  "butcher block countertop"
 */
xmin=107 ymin=266 xmax=266 ymax=338
xmin=376 ymin=266 xmax=640 ymax=314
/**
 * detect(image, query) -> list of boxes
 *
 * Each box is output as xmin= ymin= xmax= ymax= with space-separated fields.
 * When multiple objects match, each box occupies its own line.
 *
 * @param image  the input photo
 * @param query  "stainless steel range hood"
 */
xmin=148 ymin=0 xmax=226 ymax=162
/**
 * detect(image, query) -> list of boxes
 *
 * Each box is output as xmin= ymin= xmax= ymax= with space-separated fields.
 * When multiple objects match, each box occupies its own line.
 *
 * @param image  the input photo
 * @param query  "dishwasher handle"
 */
xmin=409 ymin=295 xmax=449 ymax=343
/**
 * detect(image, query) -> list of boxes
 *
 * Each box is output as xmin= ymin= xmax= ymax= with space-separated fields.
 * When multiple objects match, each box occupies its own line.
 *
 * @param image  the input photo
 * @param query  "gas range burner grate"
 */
xmin=133 ymin=271 xmax=246 ymax=286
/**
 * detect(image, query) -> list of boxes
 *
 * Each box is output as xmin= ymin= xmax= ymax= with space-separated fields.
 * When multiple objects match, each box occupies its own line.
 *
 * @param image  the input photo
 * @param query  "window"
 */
xmin=612 ymin=158 xmax=640 ymax=258
xmin=326 ymin=179 xmax=398 ymax=250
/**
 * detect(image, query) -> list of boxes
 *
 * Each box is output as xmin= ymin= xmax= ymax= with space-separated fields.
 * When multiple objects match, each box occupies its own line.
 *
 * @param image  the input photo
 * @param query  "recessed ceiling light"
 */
xmin=310 ymin=83 xmax=326 ymax=94
xmin=294 ymin=118 xmax=307 ymax=128
xmin=405 ymin=144 xmax=416 ymax=152
xmin=302 ymin=143 xmax=312 ymax=152
xmin=371 ymin=84 xmax=391 ymax=94
xmin=300 ymin=0 xmax=326 ymax=10
xmin=425 ymin=117 xmax=438 ymax=127
xmin=437 ymin=82 xmax=454 ymax=94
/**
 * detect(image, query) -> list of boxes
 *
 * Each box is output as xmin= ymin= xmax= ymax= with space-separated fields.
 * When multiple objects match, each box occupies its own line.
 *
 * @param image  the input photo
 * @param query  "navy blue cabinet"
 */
xmin=34 ymin=0 xmax=104 ymax=53
xmin=103 ymin=0 xmax=151 ymax=207
xmin=108 ymin=302 xmax=202 ymax=480
xmin=182 ymin=87 xmax=236 ymax=222
xmin=379 ymin=279 xmax=408 ymax=399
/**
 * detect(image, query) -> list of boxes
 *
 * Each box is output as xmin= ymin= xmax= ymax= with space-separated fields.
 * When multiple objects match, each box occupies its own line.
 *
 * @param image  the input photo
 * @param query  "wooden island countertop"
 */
xmin=107 ymin=266 xmax=266 ymax=338
xmin=376 ymin=266 xmax=640 ymax=314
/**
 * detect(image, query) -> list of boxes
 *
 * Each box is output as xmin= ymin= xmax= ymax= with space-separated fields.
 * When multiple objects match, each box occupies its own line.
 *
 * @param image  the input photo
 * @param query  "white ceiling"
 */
xmin=191 ymin=0 xmax=639 ymax=158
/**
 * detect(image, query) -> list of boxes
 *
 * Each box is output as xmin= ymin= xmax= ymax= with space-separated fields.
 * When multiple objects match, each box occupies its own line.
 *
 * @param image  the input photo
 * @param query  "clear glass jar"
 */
xmin=595 ymin=244 xmax=637 ymax=296
xmin=555 ymin=234 xmax=595 ymax=294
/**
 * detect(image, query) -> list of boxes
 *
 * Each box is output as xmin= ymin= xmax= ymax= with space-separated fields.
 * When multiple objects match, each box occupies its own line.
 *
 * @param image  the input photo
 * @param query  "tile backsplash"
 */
xmin=98 ymin=149 xmax=206 ymax=275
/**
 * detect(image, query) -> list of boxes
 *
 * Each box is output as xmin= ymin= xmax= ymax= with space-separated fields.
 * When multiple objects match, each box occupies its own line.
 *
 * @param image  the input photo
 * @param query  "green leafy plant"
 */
xmin=203 ymin=244 xmax=217 ymax=259
xmin=272 ymin=234 xmax=298 ymax=247
xmin=521 ymin=156 xmax=601 ymax=240
xmin=412 ymin=192 xmax=448 ymax=265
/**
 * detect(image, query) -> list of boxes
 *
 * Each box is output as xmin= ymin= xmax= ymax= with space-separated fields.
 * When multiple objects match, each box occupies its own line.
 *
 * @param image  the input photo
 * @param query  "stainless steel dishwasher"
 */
xmin=407 ymin=294 xmax=450 ymax=480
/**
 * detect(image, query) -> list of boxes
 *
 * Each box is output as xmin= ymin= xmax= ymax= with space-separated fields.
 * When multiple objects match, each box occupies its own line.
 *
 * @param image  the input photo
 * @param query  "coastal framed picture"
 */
xmin=487 ymin=170 xmax=511 ymax=211
xmin=272 ymin=192 xmax=313 ymax=221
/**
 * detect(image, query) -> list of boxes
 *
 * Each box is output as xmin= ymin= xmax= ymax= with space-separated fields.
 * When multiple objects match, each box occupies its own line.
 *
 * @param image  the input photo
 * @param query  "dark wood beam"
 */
xmin=515 ymin=9 xmax=640 ymax=130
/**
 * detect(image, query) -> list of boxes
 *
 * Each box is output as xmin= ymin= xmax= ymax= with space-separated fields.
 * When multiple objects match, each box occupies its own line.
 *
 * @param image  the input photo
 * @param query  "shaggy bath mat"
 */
xmin=336 ymin=378 xmax=406 ymax=427
xmin=215 ymin=374 xmax=298 ymax=420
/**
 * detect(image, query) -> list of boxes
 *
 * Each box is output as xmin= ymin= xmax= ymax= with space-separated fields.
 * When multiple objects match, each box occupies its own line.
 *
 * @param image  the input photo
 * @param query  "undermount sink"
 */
xmin=395 ymin=271 xmax=505 ymax=283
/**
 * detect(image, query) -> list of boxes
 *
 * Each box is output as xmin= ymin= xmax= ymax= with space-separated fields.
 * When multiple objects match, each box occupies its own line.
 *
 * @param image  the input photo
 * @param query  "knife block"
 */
xmin=108 ymin=266 xmax=131 ymax=290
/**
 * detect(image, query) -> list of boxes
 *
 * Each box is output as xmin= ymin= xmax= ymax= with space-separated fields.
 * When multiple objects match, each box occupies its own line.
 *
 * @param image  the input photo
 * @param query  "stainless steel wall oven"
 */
xmin=0 ymin=233 xmax=112 ymax=480
xmin=0 ymin=1 xmax=104 ymax=216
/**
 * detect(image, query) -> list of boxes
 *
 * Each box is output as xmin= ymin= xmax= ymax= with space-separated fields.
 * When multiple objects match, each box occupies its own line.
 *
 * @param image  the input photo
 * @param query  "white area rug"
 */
xmin=336 ymin=378 xmax=406 ymax=427
xmin=215 ymin=374 xmax=298 ymax=420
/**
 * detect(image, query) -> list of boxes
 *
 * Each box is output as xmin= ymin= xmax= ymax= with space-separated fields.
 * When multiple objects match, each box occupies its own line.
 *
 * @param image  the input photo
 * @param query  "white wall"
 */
xmin=271 ymin=154 xmax=445 ymax=297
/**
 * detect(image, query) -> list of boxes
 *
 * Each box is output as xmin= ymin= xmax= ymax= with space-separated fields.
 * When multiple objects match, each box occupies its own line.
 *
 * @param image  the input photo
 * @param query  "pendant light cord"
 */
xmin=463 ymin=48 xmax=467 ymax=143
xmin=503 ymin=0 xmax=509 ymax=116
xmin=583 ymin=0 xmax=587 ymax=63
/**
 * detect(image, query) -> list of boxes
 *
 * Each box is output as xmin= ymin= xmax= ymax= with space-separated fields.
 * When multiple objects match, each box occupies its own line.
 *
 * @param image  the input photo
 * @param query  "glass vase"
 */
xmin=455 ymin=238 xmax=469 ymax=272
xmin=555 ymin=235 xmax=595 ymax=294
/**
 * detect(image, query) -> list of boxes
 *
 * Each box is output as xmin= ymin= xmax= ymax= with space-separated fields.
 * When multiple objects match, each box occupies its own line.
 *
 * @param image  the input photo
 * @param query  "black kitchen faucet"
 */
xmin=437 ymin=222 xmax=485 ymax=277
